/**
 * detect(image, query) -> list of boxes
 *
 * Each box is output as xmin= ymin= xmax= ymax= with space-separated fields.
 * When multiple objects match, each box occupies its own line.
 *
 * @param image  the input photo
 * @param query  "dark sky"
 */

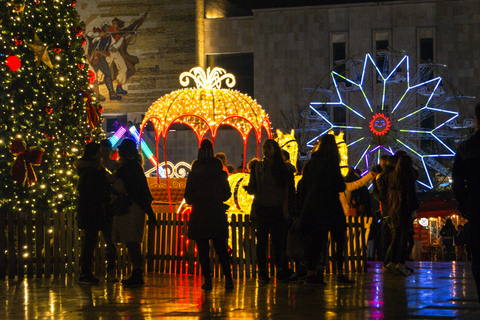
xmin=227 ymin=0 xmax=400 ymax=11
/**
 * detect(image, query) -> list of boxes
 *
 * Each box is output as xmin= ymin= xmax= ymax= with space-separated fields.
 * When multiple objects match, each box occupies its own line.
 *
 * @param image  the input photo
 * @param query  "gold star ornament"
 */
xmin=27 ymin=33 xmax=53 ymax=69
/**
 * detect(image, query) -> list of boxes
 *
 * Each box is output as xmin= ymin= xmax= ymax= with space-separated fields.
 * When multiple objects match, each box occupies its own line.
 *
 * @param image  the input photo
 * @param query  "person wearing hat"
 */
xmin=75 ymin=142 xmax=111 ymax=285
xmin=184 ymin=138 xmax=234 ymax=290
xmin=111 ymin=138 xmax=157 ymax=286
xmin=87 ymin=21 xmax=122 ymax=101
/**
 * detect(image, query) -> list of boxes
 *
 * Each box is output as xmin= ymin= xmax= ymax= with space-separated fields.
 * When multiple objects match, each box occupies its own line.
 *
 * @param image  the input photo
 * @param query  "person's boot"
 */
xmin=116 ymin=85 xmax=128 ymax=94
xmin=201 ymin=277 xmax=212 ymax=290
xmin=121 ymin=269 xmax=144 ymax=286
xmin=109 ymin=93 xmax=122 ymax=100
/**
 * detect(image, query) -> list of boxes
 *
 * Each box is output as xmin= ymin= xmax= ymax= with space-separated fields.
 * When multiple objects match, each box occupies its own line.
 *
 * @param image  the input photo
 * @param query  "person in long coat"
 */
xmin=184 ymin=138 xmax=233 ymax=290
xmin=111 ymin=138 xmax=157 ymax=286
xmin=296 ymin=134 xmax=346 ymax=285
xmin=75 ymin=142 xmax=111 ymax=285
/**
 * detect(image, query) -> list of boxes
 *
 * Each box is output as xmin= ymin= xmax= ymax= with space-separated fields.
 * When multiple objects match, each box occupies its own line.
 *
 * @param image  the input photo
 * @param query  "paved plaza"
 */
xmin=1 ymin=261 xmax=480 ymax=319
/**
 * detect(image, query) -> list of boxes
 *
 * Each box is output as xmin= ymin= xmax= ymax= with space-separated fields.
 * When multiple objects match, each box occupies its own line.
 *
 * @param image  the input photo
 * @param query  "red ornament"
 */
xmin=45 ymin=106 xmax=53 ymax=114
xmin=72 ymin=0 xmax=76 ymax=7
xmin=81 ymin=38 xmax=86 ymax=46
xmin=97 ymin=105 xmax=103 ymax=113
xmin=6 ymin=56 xmax=21 ymax=72
xmin=15 ymin=37 xmax=23 ymax=46
xmin=62 ymin=151 xmax=68 ymax=156
xmin=53 ymin=47 xmax=61 ymax=53
xmin=77 ymin=63 xmax=84 ymax=69
xmin=84 ymin=136 xmax=92 ymax=144
xmin=88 ymin=70 xmax=95 ymax=84
xmin=34 ymin=0 xmax=40 ymax=4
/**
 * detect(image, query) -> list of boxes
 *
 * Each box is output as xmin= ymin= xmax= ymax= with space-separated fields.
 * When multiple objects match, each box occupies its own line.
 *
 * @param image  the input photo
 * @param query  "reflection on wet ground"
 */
xmin=1 ymin=261 xmax=479 ymax=319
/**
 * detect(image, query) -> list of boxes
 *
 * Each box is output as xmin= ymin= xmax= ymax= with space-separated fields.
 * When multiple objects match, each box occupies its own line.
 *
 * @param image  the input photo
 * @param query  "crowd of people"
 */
xmin=75 ymin=102 xmax=480 ymax=301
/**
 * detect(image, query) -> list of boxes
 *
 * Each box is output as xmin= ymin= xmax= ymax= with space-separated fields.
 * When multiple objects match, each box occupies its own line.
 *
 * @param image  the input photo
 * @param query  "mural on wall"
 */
xmin=76 ymin=0 xmax=197 ymax=114
xmin=81 ymin=9 xmax=149 ymax=102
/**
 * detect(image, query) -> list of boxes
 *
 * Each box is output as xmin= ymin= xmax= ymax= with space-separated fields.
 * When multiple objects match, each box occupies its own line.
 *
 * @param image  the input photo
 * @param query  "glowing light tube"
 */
xmin=109 ymin=126 xmax=127 ymax=146
xmin=128 ymin=126 xmax=158 ymax=167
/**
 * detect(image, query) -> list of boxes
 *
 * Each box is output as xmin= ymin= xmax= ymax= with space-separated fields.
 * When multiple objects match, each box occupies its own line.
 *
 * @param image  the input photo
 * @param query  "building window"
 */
xmin=332 ymin=41 xmax=346 ymax=125
xmin=206 ymin=53 xmax=254 ymax=98
xmin=419 ymin=37 xmax=435 ymax=151
xmin=376 ymin=40 xmax=389 ymax=81
xmin=104 ymin=114 xmax=128 ymax=133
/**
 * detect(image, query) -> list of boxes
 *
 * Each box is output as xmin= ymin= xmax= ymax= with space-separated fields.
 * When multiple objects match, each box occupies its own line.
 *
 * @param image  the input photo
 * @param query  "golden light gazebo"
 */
xmin=139 ymin=67 xmax=272 ymax=211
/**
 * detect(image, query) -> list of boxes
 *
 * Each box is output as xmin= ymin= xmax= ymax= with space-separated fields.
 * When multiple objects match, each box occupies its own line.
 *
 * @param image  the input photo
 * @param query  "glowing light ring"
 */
xmin=308 ymin=51 xmax=460 ymax=188
xmin=174 ymin=162 xmax=192 ymax=178
xmin=369 ymin=113 xmax=391 ymax=136
xmin=179 ymin=67 xmax=235 ymax=89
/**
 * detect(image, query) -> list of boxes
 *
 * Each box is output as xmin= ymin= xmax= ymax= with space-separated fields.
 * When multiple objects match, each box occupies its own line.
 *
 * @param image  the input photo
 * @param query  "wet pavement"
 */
xmin=1 ymin=261 xmax=480 ymax=319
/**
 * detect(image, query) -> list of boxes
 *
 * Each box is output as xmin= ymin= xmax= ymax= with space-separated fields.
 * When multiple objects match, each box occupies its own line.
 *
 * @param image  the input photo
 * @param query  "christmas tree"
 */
xmin=0 ymin=0 xmax=103 ymax=219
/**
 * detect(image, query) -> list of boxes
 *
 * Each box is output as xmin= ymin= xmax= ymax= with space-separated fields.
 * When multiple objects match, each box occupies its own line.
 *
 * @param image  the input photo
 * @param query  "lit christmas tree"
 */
xmin=0 ymin=0 xmax=103 ymax=220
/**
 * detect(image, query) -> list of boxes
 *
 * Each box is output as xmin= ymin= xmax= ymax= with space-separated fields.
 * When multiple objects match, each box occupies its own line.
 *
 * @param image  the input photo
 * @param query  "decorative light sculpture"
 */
xmin=307 ymin=51 xmax=464 ymax=189
xmin=139 ymin=67 xmax=272 ymax=212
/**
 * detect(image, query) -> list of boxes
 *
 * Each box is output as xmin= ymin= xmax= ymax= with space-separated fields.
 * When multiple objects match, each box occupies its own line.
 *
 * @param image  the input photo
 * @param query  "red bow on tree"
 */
xmin=9 ymin=138 xmax=45 ymax=186
xmin=76 ymin=89 xmax=99 ymax=129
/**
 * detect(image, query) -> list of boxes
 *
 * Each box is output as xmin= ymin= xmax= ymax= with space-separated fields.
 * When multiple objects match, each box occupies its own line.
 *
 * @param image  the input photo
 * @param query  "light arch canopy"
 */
xmin=140 ymin=88 xmax=272 ymax=144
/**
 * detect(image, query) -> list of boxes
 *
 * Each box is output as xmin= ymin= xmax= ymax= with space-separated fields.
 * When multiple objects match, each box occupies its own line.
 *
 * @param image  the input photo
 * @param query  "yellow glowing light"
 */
xmin=179 ymin=67 xmax=235 ymax=89
xmin=141 ymin=67 xmax=271 ymax=143
xmin=275 ymin=129 xmax=298 ymax=171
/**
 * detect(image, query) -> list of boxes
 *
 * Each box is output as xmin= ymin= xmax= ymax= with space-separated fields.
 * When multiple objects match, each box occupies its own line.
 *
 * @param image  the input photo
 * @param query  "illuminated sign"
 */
xmin=369 ymin=113 xmax=391 ymax=136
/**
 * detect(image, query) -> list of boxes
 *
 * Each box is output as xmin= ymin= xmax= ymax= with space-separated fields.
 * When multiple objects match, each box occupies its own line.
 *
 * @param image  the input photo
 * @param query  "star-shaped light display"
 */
xmin=27 ymin=33 xmax=53 ymax=69
xmin=307 ymin=52 xmax=460 ymax=189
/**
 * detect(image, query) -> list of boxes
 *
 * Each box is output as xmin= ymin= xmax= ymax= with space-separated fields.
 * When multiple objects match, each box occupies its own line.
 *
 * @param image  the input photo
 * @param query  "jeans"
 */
xmin=255 ymin=205 xmax=288 ymax=274
xmin=81 ymin=225 xmax=117 ymax=276
xmin=385 ymin=224 xmax=409 ymax=265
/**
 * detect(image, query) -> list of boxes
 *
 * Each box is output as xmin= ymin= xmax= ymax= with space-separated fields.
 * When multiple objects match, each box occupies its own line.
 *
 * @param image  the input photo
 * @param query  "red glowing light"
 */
xmin=6 ymin=56 xmax=21 ymax=72
xmin=369 ymin=113 xmax=391 ymax=136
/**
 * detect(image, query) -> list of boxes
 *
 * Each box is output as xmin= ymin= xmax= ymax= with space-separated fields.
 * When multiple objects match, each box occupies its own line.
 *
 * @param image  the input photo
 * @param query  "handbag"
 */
xmin=110 ymin=192 xmax=132 ymax=216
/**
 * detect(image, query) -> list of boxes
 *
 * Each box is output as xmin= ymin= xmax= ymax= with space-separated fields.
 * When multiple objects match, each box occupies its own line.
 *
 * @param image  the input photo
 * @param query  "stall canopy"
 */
xmin=416 ymin=195 xmax=459 ymax=219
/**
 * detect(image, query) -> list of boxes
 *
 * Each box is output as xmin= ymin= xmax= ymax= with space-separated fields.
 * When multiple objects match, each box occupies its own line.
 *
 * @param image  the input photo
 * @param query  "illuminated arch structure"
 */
xmin=305 ymin=50 xmax=475 ymax=189
xmin=139 ymin=67 xmax=272 ymax=212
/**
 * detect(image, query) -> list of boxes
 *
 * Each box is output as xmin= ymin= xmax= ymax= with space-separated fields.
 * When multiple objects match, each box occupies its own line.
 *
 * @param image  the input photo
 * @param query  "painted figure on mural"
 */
xmin=81 ymin=7 xmax=149 ymax=101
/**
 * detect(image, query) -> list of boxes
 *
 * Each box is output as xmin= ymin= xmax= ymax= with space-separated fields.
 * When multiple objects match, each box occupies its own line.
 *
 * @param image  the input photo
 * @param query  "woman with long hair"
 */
xmin=111 ymin=138 xmax=157 ymax=286
xmin=297 ymin=134 xmax=347 ymax=285
xmin=246 ymin=139 xmax=295 ymax=283
xmin=385 ymin=154 xmax=419 ymax=275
